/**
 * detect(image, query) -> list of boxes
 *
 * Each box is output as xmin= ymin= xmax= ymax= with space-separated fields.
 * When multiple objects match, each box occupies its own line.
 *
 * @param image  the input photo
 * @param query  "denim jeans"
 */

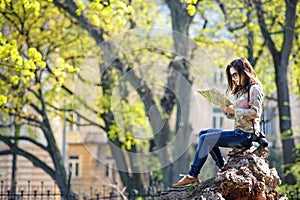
xmin=188 ymin=129 xmax=252 ymax=178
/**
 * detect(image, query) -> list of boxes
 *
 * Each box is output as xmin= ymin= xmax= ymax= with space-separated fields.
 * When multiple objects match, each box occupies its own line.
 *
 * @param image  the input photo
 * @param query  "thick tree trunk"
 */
xmin=166 ymin=0 xmax=196 ymax=186
xmin=47 ymin=135 xmax=70 ymax=198
xmin=275 ymin=60 xmax=297 ymax=184
xmin=253 ymin=0 xmax=298 ymax=185
xmin=108 ymin=139 xmax=130 ymax=179
xmin=129 ymin=145 xmax=145 ymax=196
xmin=41 ymin=114 xmax=73 ymax=199
xmin=278 ymin=0 xmax=298 ymax=184
xmin=100 ymin=65 xmax=138 ymax=196
xmin=172 ymin=58 xmax=193 ymax=185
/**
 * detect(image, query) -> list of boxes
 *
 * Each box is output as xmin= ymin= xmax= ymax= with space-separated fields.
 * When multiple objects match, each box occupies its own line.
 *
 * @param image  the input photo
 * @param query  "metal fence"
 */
xmin=0 ymin=180 xmax=61 ymax=200
xmin=1 ymin=179 xmax=299 ymax=200
xmin=0 ymin=180 xmax=162 ymax=200
xmin=76 ymin=181 xmax=162 ymax=200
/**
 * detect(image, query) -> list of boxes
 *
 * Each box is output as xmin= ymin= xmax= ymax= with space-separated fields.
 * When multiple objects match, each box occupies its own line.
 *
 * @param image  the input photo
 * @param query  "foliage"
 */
xmin=180 ymin=0 xmax=198 ymax=16
xmin=277 ymin=183 xmax=300 ymax=199
xmin=0 ymin=0 xmax=87 ymax=109
xmin=0 ymin=0 xmax=93 ymax=197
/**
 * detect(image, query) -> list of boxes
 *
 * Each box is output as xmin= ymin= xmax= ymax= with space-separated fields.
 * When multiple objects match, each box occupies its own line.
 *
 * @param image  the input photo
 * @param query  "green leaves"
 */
xmin=186 ymin=4 xmax=196 ymax=16
xmin=0 ymin=37 xmax=22 ymax=68
xmin=28 ymin=47 xmax=46 ymax=68
xmin=23 ymin=0 xmax=41 ymax=16
xmin=181 ymin=0 xmax=198 ymax=16
xmin=0 ymin=0 xmax=11 ymax=10
xmin=0 ymin=0 xmax=87 ymax=122
xmin=0 ymin=94 xmax=7 ymax=106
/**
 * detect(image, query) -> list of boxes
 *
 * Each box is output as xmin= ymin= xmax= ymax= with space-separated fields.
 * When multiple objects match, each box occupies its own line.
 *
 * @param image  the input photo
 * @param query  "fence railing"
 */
xmin=0 ymin=180 xmax=162 ymax=200
xmin=77 ymin=181 xmax=162 ymax=200
xmin=0 ymin=180 xmax=62 ymax=200
xmin=1 ymin=179 xmax=299 ymax=200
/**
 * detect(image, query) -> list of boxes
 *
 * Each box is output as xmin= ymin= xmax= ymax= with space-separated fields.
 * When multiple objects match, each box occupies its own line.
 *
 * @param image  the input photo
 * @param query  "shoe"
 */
xmin=172 ymin=174 xmax=199 ymax=187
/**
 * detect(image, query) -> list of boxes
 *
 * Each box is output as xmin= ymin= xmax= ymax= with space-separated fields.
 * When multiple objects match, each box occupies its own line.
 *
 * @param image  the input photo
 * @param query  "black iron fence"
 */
xmin=0 ymin=180 xmax=162 ymax=200
xmin=0 ymin=180 xmax=61 ymax=200
xmin=75 ymin=180 xmax=162 ymax=200
xmin=1 ymin=179 xmax=299 ymax=200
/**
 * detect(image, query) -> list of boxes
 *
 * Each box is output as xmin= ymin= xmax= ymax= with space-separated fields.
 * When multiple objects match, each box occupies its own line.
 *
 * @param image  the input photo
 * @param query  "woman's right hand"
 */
xmin=222 ymin=105 xmax=235 ymax=114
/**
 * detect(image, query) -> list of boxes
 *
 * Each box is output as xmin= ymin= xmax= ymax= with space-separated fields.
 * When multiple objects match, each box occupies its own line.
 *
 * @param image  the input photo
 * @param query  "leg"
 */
xmin=199 ymin=129 xmax=226 ymax=169
xmin=188 ymin=129 xmax=251 ymax=177
xmin=210 ymin=147 xmax=226 ymax=169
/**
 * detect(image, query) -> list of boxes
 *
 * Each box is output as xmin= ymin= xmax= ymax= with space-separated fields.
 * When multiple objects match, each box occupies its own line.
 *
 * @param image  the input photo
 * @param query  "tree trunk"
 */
xmin=108 ymin=140 xmax=132 ymax=191
xmin=129 ymin=145 xmax=145 ymax=197
xmin=253 ymin=0 xmax=298 ymax=185
xmin=10 ymin=122 xmax=19 ymax=197
xmin=278 ymin=0 xmax=298 ymax=184
xmin=173 ymin=58 xmax=193 ymax=185
xmin=100 ymin=65 xmax=137 ymax=195
xmin=166 ymin=0 xmax=196 ymax=186
xmin=10 ymin=147 xmax=17 ymax=198
xmin=275 ymin=60 xmax=297 ymax=184
xmin=41 ymin=117 xmax=72 ymax=198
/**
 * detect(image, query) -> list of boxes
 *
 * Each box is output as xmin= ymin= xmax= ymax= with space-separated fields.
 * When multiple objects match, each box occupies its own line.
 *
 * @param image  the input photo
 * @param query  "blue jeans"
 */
xmin=188 ymin=129 xmax=252 ymax=177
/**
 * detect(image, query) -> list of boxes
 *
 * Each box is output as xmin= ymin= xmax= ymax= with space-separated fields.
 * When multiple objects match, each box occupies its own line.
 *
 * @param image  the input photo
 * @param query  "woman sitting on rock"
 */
xmin=173 ymin=57 xmax=264 ymax=187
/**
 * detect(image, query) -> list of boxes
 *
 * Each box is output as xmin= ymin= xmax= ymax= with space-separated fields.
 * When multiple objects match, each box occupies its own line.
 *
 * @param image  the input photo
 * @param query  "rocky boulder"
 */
xmin=161 ymin=146 xmax=287 ymax=200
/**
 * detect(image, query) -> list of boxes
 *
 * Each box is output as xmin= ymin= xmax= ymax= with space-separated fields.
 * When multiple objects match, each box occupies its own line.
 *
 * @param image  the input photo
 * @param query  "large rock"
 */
xmin=160 ymin=146 xmax=287 ymax=200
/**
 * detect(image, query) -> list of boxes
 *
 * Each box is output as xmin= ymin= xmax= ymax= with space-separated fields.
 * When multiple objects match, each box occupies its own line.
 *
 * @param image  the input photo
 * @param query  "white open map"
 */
xmin=198 ymin=88 xmax=232 ymax=107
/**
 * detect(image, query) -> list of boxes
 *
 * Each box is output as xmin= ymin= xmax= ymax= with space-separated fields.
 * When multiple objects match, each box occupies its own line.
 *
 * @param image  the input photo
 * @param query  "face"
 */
xmin=230 ymin=67 xmax=245 ymax=86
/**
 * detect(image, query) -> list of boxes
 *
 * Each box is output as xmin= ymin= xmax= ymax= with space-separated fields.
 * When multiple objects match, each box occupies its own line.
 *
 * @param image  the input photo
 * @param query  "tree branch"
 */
xmin=216 ymin=0 xmax=252 ymax=32
xmin=281 ymin=0 xmax=298 ymax=66
xmin=252 ymin=0 xmax=279 ymax=57
xmin=53 ymin=0 xmax=105 ymax=45
xmin=0 ymin=134 xmax=48 ymax=151
xmin=46 ymin=102 xmax=106 ymax=130
xmin=0 ymin=141 xmax=55 ymax=179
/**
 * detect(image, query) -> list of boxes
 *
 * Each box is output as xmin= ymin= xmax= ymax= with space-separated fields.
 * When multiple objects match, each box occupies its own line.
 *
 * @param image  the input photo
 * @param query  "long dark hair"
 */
xmin=226 ymin=57 xmax=261 ymax=96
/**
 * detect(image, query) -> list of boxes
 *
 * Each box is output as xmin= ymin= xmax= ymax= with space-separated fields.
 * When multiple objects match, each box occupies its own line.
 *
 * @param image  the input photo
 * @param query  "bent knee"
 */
xmin=199 ymin=129 xmax=208 ymax=136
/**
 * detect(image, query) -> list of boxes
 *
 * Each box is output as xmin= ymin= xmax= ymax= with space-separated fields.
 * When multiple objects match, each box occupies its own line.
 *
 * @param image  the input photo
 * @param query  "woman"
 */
xmin=173 ymin=57 xmax=264 ymax=187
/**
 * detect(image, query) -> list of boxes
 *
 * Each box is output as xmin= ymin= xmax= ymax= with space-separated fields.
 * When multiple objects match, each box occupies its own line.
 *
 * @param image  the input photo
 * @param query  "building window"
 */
xmin=104 ymin=157 xmax=115 ymax=181
xmin=212 ymin=107 xmax=224 ymax=129
xmin=261 ymin=107 xmax=276 ymax=135
xmin=69 ymin=155 xmax=80 ymax=177
xmin=214 ymin=68 xmax=225 ymax=84
xmin=105 ymin=163 xmax=109 ymax=177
